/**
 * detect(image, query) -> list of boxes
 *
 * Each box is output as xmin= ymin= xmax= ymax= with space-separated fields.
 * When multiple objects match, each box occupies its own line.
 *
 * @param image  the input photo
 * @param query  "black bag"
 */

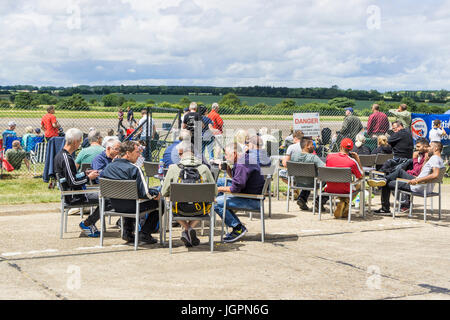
xmin=172 ymin=163 xmax=211 ymax=216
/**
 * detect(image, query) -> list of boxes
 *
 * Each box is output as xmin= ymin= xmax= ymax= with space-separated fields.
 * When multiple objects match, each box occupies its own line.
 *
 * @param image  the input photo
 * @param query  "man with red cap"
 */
xmin=323 ymin=138 xmax=364 ymax=218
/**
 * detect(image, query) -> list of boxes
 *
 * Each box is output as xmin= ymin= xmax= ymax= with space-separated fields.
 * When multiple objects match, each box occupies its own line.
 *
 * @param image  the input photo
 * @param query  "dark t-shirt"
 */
xmin=183 ymin=112 xmax=201 ymax=132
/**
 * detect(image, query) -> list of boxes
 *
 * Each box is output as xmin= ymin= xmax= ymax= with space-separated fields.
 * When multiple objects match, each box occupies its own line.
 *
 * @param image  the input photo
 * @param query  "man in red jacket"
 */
xmin=367 ymin=104 xmax=389 ymax=137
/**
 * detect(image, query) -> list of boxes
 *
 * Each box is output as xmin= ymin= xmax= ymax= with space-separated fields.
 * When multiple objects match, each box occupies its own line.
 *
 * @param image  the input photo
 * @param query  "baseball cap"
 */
xmin=183 ymin=107 xmax=189 ymax=112
xmin=344 ymin=107 xmax=354 ymax=113
xmin=8 ymin=121 xmax=16 ymax=127
xmin=340 ymin=138 xmax=354 ymax=150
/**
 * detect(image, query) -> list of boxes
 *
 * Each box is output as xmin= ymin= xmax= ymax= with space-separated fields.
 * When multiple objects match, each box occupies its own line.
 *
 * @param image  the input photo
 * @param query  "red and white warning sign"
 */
xmin=293 ymin=113 xmax=320 ymax=136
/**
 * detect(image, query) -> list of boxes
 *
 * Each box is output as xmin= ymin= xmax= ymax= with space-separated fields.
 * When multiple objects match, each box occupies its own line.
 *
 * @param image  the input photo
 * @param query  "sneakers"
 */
xmin=180 ymin=230 xmax=193 ymax=247
xmin=400 ymin=206 xmax=410 ymax=213
xmin=367 ymin=178 xmax=387 ymax=188
xmin=224 ymin=225 xmax=247 ymax=243
xmin=296 ymin=198 xmax=309 ymax=211
xmin=373 ymin=208 xmax=391 ymax=215
xmin=314 ymin=200 xmax=326 ymax=212
xmin=79 ymin=221 xmax=100 ymax=237
xmin=188 ymin=228 xmax=200 ymax=246
xmin=334 ymin=198 xmax=349 ymax=219
xmin=139 ymin=232 xmax=157 ymax=245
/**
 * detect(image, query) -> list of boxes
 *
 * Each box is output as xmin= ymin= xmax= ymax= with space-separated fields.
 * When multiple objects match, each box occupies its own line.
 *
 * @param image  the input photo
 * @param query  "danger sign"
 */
xmin=293 ymin=113 xmax=320 ymax=136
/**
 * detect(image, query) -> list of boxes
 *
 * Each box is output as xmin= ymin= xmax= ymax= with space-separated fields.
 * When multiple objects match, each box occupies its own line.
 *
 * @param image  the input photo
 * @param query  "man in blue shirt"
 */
xmin=91 ymin=138 xmax=121 ymax=182
xmin=2 ymin=121 xmax=17 ymax=145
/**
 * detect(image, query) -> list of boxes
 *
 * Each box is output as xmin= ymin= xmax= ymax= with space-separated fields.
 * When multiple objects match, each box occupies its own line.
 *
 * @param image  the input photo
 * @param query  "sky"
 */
xmin=0 ymin=0 xmax=449 ymax=92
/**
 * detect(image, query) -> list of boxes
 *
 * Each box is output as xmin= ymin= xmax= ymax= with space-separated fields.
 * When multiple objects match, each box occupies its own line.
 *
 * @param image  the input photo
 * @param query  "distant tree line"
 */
xmin=0 ymin=85 xmax=449 ymax=103
xmin=1 ymin=92 xmax=448 ymax=116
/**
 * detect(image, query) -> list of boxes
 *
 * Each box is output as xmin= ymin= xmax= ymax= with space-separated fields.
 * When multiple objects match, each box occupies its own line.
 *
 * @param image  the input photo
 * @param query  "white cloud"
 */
xmin=0 ymin=0 xmax=449 ymax=90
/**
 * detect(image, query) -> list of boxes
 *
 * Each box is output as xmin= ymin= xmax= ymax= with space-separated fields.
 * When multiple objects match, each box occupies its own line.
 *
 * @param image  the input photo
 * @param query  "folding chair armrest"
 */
xmin=61 ymin=189 xmax=99 ymax=196
xmin=222 ymin=191 xmax=264 ymax=199
xmin=396 ymin=178 xmax=411 ymax=183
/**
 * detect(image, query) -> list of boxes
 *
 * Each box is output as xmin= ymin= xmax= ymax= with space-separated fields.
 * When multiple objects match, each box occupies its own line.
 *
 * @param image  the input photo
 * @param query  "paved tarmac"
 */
xmin=1 ymin=187 xmax=449 ymax=300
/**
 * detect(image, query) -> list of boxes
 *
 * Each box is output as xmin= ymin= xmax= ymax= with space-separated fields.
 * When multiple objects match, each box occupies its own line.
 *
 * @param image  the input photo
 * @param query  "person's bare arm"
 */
xmin=409 ymin=167 xmax=440 ymax=185
xmin=282 ymin=155 xmax=290 ymax=168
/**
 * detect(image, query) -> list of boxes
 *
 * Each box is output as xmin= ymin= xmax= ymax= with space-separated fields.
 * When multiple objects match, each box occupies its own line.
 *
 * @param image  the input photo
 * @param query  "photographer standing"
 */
xmin=429 ymin=119 xmax=447 ymax=142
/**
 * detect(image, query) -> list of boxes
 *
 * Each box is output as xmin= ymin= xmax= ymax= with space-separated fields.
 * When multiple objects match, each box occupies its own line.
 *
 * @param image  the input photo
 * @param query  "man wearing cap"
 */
xmin=2 ymin=121 xmax=17 ymax=143
xmin=41 ymin=105 xmax=60 ymax=142
xmin=323 ymin=138 xmax=363 ymax=218
xmin=339 ymin=107 xmax=363 ymax=143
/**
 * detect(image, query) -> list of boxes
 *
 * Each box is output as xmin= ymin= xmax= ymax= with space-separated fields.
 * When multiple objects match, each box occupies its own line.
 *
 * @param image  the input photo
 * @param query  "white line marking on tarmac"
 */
xmin=2 ymin=252 xmax=23 ymax=257
xmin=75 ymin=246 xmax=103 ymax=251
xmin=26 ymin=249 xmax=58 ymax=255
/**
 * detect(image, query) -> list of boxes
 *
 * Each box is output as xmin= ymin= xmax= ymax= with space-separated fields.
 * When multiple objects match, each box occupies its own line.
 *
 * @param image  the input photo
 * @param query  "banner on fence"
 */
xmin=293 ymin=112 xmax=320 ymax=137
xmin=411 ymin=113 xmax=450 ymax=145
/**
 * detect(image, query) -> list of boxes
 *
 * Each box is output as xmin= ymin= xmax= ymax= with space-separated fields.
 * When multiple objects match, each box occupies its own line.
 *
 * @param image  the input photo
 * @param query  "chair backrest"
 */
xmin=428 ymin=167 xmax=446 ymax=184
xmin=26 ymin=136 xmax=44 ymax=152
xmin=4 ymin=135 xmax=21 ymax=151
xmin=375 ymin=153 xmax=393 ymax=165
xmin=99 ymin=178 xmax=139 ymax=200
xmin=318 ymin=167 xmax=353 ymax=183
xmin=261 ymin=174 xmax=272 ymax=196
xmin=169 ymin=183 xmax=216 ymax=203
xmin=266 ymin=141 xmax=279 ymax=157
xmin=260 ymin=164 xmax=276 ymax=177
xmin=210 ymin=165 xmax=220 ymax=182
xmin=79 ymin=163 xmax=92 ymax=172
xmin=286 ymin=161 xmax=317 ymax=178
xmin=143 ymin=161 xmax=159 ymax=177
xmin=358 ymin=154 xmax=377 ymax=167
xmin=34 ymin=142 xmax=47 ymax=163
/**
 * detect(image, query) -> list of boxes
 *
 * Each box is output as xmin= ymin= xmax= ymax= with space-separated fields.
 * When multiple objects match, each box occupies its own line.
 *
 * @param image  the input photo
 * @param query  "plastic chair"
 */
xmin=56 ymin=173 xmax=99 ymax=239
xmin=285 ymin=161 xmax=318 ymax=214
xmin=393 ymin=168 xmax=445 ymax=222
xmin=143 ymin=161 xmax=159 ymax=186
xmin=167 ymin=183 xmax=216 ymax=253
xmin=99 ymin=178 xmax=163 ymax=250
xmin=222 ymin=174 xmax=272 ymax=242
xmin=317 ymin=167 xmax=362 ymax=222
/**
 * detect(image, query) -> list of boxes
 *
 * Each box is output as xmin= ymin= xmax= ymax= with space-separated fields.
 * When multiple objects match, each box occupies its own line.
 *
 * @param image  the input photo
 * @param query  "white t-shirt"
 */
xmin=138 ymin=116 xmax=155 ymax=137
xmin=410 ymin=155 xmax=444 ymax=193
xmin=429 ymin=128 xmax=446 ymax=142
xmin=286 ymin=142 xmax=301 ymax=157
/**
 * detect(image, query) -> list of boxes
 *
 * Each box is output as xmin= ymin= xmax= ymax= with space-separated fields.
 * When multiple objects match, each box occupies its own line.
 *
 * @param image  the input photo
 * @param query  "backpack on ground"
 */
xmin=172 ymin=163 xmax=212 ymax=216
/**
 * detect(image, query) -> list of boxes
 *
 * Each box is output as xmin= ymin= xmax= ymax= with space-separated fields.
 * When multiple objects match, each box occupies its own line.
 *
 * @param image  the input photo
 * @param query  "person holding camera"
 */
xmin=429 ymin=119 xmax=447 ymax=143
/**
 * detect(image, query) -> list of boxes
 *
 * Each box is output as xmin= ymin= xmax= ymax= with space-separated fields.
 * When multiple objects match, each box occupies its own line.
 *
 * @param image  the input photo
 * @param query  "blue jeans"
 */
xmin=215 ymin=195 xmax=261 ymax=228
xmin=215 ymin=178 xmax=260 ymax=228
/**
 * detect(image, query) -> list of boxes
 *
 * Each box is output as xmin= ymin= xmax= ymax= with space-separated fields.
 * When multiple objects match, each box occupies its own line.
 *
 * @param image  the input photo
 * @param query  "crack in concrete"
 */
xmin=4 ymin=259 xmax=68 ymax=300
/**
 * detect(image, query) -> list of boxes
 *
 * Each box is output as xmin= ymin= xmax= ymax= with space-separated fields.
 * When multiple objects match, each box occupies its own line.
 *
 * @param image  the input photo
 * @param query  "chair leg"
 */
xmin=100 ymin=199 xmax=104 ymax=247
xmin=201 ymin=221 xmax=205 ymax=236
xmin=158 ymin=197 xmax=163 ymax=245
xmin=424 ymin=192 xmax=427 ymax=223
xmin=261 ymin=199 xmax=265 ymax=243
xmin=348 ymin=193 xmax=352 ymax=223
xmin=169 ymin=205 xmax=173 ymax=254
xmin=286 ymin=176 xmax=290 ymax=212
xmin=221 ymin=195 xmax=228 ymax=242
xmin=312 ymin=180 xmax=317 ymax=216
xmin=318 ymin=182 xmax=322 ymax=221
xmin=393 ymin=182 xmax=399 ymax=219
xmin=409 ymin=196 xmax=413 ymax=218
xmin=210 ymin=204 xmax=215 ymax=253
xmin=269 ymin=190 xmax=272 ymax=218
xmin=134 ymin=207 xmax=139 ymax=251
xmin=60 ymin=205 xmax=65 ymax=239
xmin=439 ymin=184 xmax=442 ymax=220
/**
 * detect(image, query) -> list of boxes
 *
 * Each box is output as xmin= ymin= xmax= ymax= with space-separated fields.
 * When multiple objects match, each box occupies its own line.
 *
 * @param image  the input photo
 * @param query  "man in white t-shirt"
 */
xmin=429 ymin=119 xmax=447 ymax=142
xmin=279 ymin=130 xmax=304 ymax=183
xmin=137 ymin=109 xmax=157 ymax=140
xmin=369 ymin=141 xmax=444 ymax=213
